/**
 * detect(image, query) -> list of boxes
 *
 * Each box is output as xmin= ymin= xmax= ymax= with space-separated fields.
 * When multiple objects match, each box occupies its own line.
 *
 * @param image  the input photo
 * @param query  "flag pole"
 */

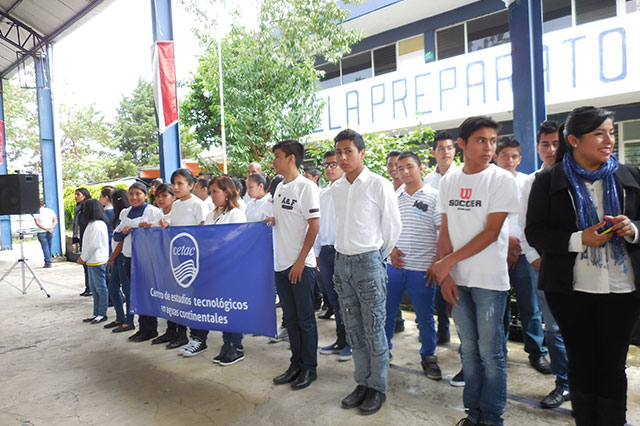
xmin=217 ymin=36 xmax=227 ymax=174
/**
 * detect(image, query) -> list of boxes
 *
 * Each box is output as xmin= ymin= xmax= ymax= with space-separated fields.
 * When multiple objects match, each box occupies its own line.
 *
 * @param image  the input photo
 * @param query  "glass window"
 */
xmin=627 ymin=0 xmax=639 ymax=14
xmin=436 ymin=24 xmax=465 ymax=60
xmin=623 ymin=120 xmax=640 ymax=141
xmin=542 ymin=0 xmax=572 ymax=33
xmin=341 ymin=51 xmax=372 ymax=84
xmin=624 ymin=142 xmax=640 ymax=166
xmin=575 ymin=0 xmax=616 ymax=25
xmin=467 ymin=11 xmax=510 ymax=53
xmin=373 ymin=45 xmax=396 ymax=76
xmin=317 ymin=62 xmax=340 ymax=90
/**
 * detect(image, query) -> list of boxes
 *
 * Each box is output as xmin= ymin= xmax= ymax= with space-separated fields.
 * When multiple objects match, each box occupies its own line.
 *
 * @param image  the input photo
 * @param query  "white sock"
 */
xmin=93 ymin=315 xmax=104 ymax=321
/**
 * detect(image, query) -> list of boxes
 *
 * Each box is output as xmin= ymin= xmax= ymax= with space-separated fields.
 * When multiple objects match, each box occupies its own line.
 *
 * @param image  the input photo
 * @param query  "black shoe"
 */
xmin=213 ymin=342 xmax=231 ymax=364
xmin=273 ymin=367 xmax=301 ymax=385
xmin=91 ymin=315 xmax=108 ymax=324
xmin=437 ymin=332 xmax=451 ymax=345
xmin=151 ymin=331 xmax=176 ymax=345
xmin=83 ymin=316 xmax=96 ymax=323
xmin=318 ymin=308 xmax=334 ymax=320
xmin=130 ymin=330 xmax=158 ymax=342
xmin=341 ymin=385 xmax=368 ymax=409
xmin=359 ymin=388 xmax=386 ymax=415
xmin=291 ymin=370 xmax=317 ymax=390
xmin=394 ymin=321 xmax=405 ymax=333
xmin=103 ymin=320 xmax=122 ymax=329
xmin=79 ymin=290 xmax=92 ymax=297
xmin=454 ymin=418 xmax=476 ymax=426
xmin=540 ymin=386 xmax=570 ymax=409
xmin=421 ymin=355 xmax=442 ymax=380
xmin=219 ymin=344 xmax=245 ymax=366
xmin=128 ymin=330 xmax=145 ymax=341
xmin=166 ymin=333 xmax=188 ymax=349
xmin=530 ymin=355 xmax=552 ymax=375
xmin=112 ymin=323 xmax=135 ymax=333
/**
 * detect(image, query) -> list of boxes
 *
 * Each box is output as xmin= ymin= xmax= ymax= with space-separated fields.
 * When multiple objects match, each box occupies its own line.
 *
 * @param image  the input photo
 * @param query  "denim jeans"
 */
xmin=319 ymin=245 xmax=347 ymax=347
xmin=334 ymin=250 xmax=389 ymax=394
xmin=434 ymin=284 xmax=450 ymax=335
xmin=37 ymin=232 xmax=53 ymax=265
xmin=385 ymin=265 xmax=436 ymax=358
xmin=274 ymin=266 xmax=318 ymax=372
xmin=122 ymin=256 xmax=134 ymax=325
xmin=87 ymin=264 xmax=108 ymax=317
xmin=536 ymin=288 xmax=569 ymax=390
xmin=107 ymin=253 xmax=127 ymax=323
xmin=453 ymin=286 xmax=509 ymax=426
xmin=222 ymin=332 xmax=243 ymax=346
xmin=505 ymin=255 xmax=547 ymax=357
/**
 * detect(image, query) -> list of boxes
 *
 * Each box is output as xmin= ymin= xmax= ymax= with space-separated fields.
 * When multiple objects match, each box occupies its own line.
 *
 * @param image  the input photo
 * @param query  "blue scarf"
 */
xmin=562 ymin=152 xmax=626 ymax=269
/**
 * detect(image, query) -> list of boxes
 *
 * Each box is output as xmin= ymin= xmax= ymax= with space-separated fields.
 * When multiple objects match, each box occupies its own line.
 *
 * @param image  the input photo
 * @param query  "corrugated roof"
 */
xmin=0 ymin=0 xmax=115 ymax=77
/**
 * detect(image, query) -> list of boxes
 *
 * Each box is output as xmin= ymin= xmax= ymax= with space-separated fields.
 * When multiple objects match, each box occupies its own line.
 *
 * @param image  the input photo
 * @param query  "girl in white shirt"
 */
xmin=245 ymin=173 xmax=272 ymax=222
xmin=206 ymin=176 xmax=248 ymax=365
xmin=78 ymin=199 xmax=110 ymax=324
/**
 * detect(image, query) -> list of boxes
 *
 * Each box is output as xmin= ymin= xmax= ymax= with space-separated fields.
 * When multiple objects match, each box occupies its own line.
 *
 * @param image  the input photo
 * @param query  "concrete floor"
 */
xmin=1 ymin=241 xmax=639 ymax=426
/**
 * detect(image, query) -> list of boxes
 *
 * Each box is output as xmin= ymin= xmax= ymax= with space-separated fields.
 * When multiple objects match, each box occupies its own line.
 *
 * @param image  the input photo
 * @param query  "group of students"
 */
xmin=72 ymin=106 xmax=639 ymax=425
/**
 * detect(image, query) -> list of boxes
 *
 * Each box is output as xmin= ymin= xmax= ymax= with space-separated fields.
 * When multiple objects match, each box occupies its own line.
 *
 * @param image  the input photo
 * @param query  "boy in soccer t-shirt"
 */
xmin=428 ymin=116 xmax=518 ymax=426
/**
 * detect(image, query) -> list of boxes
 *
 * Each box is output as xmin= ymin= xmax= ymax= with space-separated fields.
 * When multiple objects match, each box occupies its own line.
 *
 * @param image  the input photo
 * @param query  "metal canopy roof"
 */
xmin=0 ymin=0 xmax=115 ymax=78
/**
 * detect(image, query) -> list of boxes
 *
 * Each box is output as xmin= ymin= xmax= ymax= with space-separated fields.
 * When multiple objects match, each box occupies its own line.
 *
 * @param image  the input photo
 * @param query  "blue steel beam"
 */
xmin=0 ymin=79 xmax=11 ymax=250
xmin=509 ymin=0 xmax=546 ymax=174
xmin=35 ymin=52 xmax=62 ymax=256
xmin=151 ymin=0 xmax=181 ymax=182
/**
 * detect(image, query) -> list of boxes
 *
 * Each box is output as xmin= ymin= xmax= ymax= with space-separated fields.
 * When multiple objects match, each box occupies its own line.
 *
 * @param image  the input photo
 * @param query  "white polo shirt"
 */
xmin=245 ymin=194 xmax=272 ymax=222
xmin=33 ymin=207 xmax=57 ymax=229
xmin=170 ymin=196 xmax=207 ymax=226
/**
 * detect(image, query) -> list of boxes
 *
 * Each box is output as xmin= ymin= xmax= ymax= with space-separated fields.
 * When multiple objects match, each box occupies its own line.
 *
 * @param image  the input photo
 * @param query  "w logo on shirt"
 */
xmin=169 ymin=232 xmax=200 ymax=288
xmin=460 ymin=188 xmax=472 ymax=199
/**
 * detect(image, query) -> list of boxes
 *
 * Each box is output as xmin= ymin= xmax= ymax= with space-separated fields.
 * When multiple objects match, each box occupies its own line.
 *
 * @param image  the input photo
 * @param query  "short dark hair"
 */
xmin=334 ymin=129 xmax=365 ymax=152
xmin=268 ymin=174 xmax=284 ymax=198
xmin=323 ymin=149 xmax=336 ymax=158
xmin=232 ymin=178 xmax=247 ymax=198
xmin=100 ymin=186 xmax=115 ymax=200
xmin=431 ymin=130 xmax=455 ymax=150
xmin=247 ymin=173 xmax=269 ymax=191
xmin=537 ymin=120 xmax=561 ymax=143
xmin=385 ymin=150 xmax=401 ymax=162
xmin=196 ymin=177 xmax=210 ymax=189
xmin=397 ymin=151 xmax=421 ymax=166
xmin=304 ymin=166 xmax=322 ymax=186
xmin=458 ymin=116 xmax=501 ymax=142
xmin=170 ymin=168 xmax=196 ymax=185
xmin=129 ymin=182 xmax=148 ymax=194
xmin=82 ymin=199 xmax=109 ymax=225
xmin=496 ymin=136 xmax=521 ymax=155
xmin=155 ymin=183 xmax=174 ymax=197
xmin=272 ymin=140 xmax=304 ymax=168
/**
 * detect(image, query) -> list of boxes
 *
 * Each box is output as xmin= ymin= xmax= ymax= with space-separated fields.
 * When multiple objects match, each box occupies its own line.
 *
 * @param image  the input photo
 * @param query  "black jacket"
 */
xmin=525 ymin=162 xmax=640 ymax=297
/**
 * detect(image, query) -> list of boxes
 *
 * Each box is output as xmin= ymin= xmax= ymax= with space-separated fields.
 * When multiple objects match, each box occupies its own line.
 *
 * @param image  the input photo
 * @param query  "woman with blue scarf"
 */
xmin=526 ymin=106 xmax=640 ymax=426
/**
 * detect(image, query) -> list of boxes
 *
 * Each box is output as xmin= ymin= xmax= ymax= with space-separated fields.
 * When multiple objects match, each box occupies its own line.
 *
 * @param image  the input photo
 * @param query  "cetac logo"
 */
xmin=460 ymin=188 xmax=472 ymax=199
xmin=169 ymin=232 xmax=200 ymax=288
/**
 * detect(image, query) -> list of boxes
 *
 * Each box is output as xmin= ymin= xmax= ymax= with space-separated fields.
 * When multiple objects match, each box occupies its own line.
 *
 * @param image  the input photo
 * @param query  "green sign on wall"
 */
xmin=424 ymin=50 xmax=434 ymax=62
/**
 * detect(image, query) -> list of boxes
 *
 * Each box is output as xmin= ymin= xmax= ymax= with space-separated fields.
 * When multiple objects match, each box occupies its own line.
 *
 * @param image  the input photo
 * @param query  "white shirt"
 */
xmin=203 ymin=197 xmax=215 ymax=215
xmin=424 ymin=163 xmax=460 ymax=190
xmin=394 ymin=183 xmax=405 ymax=195
xmin=506 ymin=172 xmax=529 ymax=240
xmin=169 ymin=196 xmax=207 ymax=226
xmin=238 ymin=198 xmax=247 ymax=212
xmin=205 ymin=207 xmax=247 ymax=225
xmin=273 ymin=175 xmax=321 ymax=272
xmin=439 ymin=165 xmax=519 ymax=291
xmin=568 ymin=179 xmax=636 ymax=294
xmin=81 ymin=220 xmax=109 ymax=265
xmin=313 ymin=185 xmax=338 ymax=255
xmin=114 ymin=205 xmax=162 ymax=257
xmin=331 ymin=167 xmax=401 ymax=258
xmin=519 ymin=168 xmax=544 ymax=264
xmin=245 ymin=194 xmax=272 ymax=222
xmin=33 ymin=207 xmax=56 ymax=229
xmin=396 ymin=185 xmax=441 ymax=271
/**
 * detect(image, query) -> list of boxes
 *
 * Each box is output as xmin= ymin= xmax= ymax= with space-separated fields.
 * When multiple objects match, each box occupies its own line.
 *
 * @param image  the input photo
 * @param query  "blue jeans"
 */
xmin=37 ymin=232 xmax=53 ymax=265
xmin=107 ymin=254 xmax=126 ymax=323
xmin=319 ymin=245 xmax=347 ymax=347
xmin=385 ymin=266 xmax=436 ymax=358
xmin=334 ymin=250 xmax=389 ymax=394
xmin=434 ymin=284 xmax=450 ymax=335
xmin=223 ymin=332 xmax=243 ymax=346
xmin=453 ymin=286 xmax=509 ymax=426
xmin=536 ymin=281 xmax=569 ymax=389
xmin=87 ymin=264 xmax=108 ymax=317
xmin=274 ymin=266 xmax=318 ymax=372
xmin=505 ymin=255 xmax=547 ymax=357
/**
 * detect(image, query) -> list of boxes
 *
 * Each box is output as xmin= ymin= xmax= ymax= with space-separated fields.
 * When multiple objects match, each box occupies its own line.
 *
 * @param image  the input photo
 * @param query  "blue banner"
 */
xmin=130 ymin=222 xmax=277 ymax=337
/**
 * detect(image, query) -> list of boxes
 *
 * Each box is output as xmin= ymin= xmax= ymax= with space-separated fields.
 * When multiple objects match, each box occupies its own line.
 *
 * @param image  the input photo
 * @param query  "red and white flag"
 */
xmin=152 ymin=41 xmax=178 ymax=134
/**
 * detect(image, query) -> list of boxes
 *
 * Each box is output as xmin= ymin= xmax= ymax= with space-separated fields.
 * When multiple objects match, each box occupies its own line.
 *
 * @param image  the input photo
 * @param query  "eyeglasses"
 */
xmin=322 ymin=161 xmax=339 ymax=169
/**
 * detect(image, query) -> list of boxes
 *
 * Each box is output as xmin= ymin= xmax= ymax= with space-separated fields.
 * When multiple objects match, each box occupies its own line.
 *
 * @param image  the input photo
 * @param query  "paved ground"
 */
xmin=1 ymin=241 xmax=639 ymax=426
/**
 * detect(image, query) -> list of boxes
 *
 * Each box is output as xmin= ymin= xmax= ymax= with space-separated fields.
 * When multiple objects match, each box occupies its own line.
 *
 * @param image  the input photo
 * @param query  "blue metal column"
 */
xmin=0 ymin=79 xmax=11 ymax=250
xmin=509 ymin=0 xmax=546 ymax=174
xmin=151 ymin=0 xmax=181 ymax=181
xmin=35 ymin=53 xmax=62 ymax=256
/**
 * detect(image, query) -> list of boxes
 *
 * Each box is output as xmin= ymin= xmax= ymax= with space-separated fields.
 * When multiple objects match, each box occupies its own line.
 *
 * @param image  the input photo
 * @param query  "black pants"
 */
xmin=546 ymin=291 xmax=640 ymax=426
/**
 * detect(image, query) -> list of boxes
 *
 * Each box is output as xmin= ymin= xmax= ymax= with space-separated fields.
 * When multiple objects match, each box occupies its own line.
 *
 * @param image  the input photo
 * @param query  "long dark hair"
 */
xmin=75 ymin=188 xmax=91 ymax=205
xmin=82 ymin=199 xmax=109 ymax=226
xmin=555 ymin=106 xmax=615 ymax=164
xmin=111 ymin=189 xmax=130 ymax=229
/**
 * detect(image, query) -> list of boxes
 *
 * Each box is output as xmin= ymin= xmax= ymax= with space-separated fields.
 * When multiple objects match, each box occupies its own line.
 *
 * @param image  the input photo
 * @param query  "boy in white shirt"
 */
xmin=268 ymin=140 xmax=321 ymax=391
xmin=33 ymin=201 xmax=58 ymax=268
xmin=428 ymin=116 xmax=518 ymax=426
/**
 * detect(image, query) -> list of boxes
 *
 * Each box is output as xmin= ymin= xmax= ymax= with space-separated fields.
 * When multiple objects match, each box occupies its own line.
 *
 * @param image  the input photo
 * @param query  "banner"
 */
xmin=130 ymin=222 xmax=277 ymax=337
xmin=151 ymin=41 xmax=178 ymax=133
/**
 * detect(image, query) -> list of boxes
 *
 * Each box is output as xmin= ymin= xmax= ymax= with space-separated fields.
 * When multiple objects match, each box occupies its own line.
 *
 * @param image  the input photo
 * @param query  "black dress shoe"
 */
xmin=437 ymin=332 xmax=451 ymax=345
xmin=152 ymin=331 xmax=176 ymax=345
xmin=83 ymin=316 xmax=96 ymax=323
xmin=112 ymin=323 xmax=135 ymax=333
xmin=359 ymin=388 xmax=386 ymax=415
xmin=103 ymin=320 xmax=122 ymax=329
xmin=130 ymin=330 xmax=158 ymax=342
xmin=291 ymin=370 xmax=317 ymax=390
xmin=341 ymin=385 xmax=368 ymax=409
xmin=79 ymin=290 xmax=92 ymax=297
xmin=530 ymin=355 xmax=552 ymax=375
xmin=128 ymin=330 xmax=145 ymax=341
xmin=273 ymin=367 xmax=301 ymax=385
xmin=540 ymin=386 xmax=570 ymax=409
xmin=166 ymin=333 xmax=189 ymax=349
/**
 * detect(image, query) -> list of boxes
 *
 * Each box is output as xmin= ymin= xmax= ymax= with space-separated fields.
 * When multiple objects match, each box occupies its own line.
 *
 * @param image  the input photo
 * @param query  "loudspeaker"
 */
xmin=0 ymin=174 xmax=40 ymax=215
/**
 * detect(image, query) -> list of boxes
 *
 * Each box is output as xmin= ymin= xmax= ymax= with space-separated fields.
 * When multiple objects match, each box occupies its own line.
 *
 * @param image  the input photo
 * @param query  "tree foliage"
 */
xmin=2 ymin=77 xmax=40 ymax=172
xmin=180 ymin=0 xmax=363 ymax=176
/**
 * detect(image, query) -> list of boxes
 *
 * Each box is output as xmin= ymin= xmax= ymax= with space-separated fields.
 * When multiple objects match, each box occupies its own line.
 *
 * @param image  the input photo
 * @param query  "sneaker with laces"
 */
xmin=421 ymin=355 xmax=442 ymax=380
xmin=269 ymin=326 xmax=288 ymax=343
xmin=213 ymin=342 xmax=231 ymax=364
xmin=338 ymin=346 xmax=352 ymax=361
xmin=319 ymin=342 xmax=343 ymax=355
xmin=219 ymin=343 xmax=245 ymax=366
xmin=179 ymin=339 xmax=208 ymax=357
xmin=450 ymin=369 xmax=465 ymax=387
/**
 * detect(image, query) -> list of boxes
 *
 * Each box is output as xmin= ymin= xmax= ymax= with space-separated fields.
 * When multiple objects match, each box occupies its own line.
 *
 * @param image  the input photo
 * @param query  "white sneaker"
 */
xmin=179 ymin=339 xmax=208 ymax=357
xmin=269 ymin=326 xmax=289 ymax=343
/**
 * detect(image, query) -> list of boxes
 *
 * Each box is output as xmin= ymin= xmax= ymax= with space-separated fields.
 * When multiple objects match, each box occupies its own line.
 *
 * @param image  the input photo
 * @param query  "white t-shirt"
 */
xmin=273 ymin=175 xmax=320 ymax=272
xmin=506 ymin=171 xmax=528 ymax=240
xmin=33 ymin=207 xmax=57 ymax=229
xmin=245 ymin=194 xmax=272 ymax=222
xmin=424 ymin=163 xmax=460 ymax=190
xmin=114 ymin=204 xmax=162 ymax=257
xmin=205 ymin=207 xmax=247 ymax=225
xmin=169 ymin=196 xmax=207 ymax=226
xmin=438 ymin=165 xmax=519 ymax=291
xmin=203 ymin=197 xmax=215 ymax=215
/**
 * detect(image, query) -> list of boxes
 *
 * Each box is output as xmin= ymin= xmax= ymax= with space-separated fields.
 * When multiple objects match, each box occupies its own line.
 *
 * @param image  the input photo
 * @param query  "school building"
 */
xmin=312 ymin=0 xmax=640 ymax=170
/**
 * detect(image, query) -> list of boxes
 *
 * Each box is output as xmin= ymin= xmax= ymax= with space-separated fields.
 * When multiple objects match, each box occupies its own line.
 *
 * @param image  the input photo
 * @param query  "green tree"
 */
xmin=180 ymin=0 xmax=363 ymax=176
xmin=2 ymin=77 xmax=40 ymax=172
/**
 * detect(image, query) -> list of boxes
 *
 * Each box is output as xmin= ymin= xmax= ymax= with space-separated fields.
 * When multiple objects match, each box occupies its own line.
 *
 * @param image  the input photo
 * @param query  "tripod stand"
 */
xmin=0 ymin=215 xmax=51 ymax=297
